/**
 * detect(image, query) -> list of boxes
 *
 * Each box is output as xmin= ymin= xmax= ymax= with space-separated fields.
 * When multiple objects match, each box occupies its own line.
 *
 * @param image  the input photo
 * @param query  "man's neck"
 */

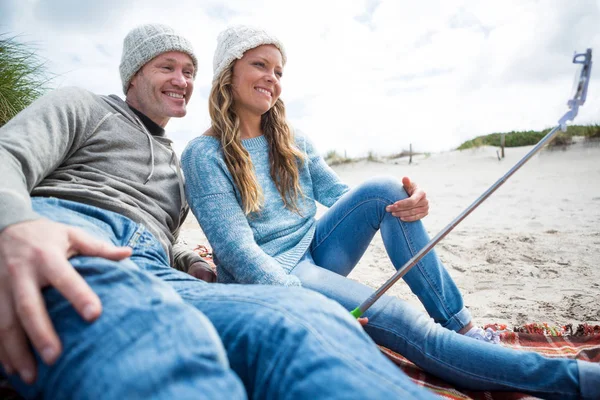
xmin=129 ymin=106 xmax=166 ymax=137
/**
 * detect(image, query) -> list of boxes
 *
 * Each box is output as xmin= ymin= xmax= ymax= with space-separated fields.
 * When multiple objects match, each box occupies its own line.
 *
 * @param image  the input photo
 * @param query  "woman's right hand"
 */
xmin=385 ymin=176 xmax=429 ymax=222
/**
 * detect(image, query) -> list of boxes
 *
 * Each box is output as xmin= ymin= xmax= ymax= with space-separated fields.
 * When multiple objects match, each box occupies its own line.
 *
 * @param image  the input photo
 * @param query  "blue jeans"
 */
xmin=295 ymin=177 xmax=471 ymax=331
xmin=291 ymin=177 xmax=599 ymax=399
xmin=1 ymin=197 xmax=439 ymax=399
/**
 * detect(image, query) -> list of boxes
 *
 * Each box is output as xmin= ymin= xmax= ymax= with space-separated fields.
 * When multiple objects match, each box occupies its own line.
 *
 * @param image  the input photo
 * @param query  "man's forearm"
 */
xmin=172 ymin=243 xmax=205 ymax=273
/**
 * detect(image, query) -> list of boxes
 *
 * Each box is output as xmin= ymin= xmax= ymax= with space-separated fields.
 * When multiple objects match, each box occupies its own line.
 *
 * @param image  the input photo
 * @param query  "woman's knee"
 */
xmin=355 ymin=176 xmax=408 ymax=203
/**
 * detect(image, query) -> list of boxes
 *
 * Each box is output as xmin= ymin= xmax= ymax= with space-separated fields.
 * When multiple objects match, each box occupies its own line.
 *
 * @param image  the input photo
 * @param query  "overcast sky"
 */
xmin=1 ymin=0 xmax=599 ymax=156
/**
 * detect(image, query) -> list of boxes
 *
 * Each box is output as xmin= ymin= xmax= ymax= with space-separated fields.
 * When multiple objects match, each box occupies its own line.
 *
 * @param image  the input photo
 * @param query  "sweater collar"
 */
xmin=129 ymin=107 xmax=166 ymax=137
xmin=242 ymin=135 xmax=267 ymax=150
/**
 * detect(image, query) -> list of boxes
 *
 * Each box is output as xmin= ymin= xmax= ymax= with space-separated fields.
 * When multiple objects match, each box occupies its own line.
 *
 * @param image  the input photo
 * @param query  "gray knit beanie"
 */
xmin=120 ymin=23 xmax=198 ymax=94
xmin=213 ymin=25 xmax=286 ymax=83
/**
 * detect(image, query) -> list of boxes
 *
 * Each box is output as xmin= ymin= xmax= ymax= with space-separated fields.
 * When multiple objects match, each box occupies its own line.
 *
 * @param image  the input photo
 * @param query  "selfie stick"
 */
xmin=351 ymin=48 xmax=593 ymax=319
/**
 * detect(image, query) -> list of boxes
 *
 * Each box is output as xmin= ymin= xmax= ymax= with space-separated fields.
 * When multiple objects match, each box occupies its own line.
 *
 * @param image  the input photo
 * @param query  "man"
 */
xmin=0 ymin=24 xmax=437 ymax=399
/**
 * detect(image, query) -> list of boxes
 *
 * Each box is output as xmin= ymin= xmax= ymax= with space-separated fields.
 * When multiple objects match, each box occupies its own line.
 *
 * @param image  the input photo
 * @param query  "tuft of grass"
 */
xmin=584 ymin=124 xmax=600 ymax=139
xmin=457 ymin=125 xmax=598 ymax=150
xmin=549 ymin=133 xmax=573 ymax=146
xmin=324 ymin=150 xmax=353 ymax=166
xmin=366 ymin=150 xmax=380 ymax=162
xmin=386 ymin=149 xmax=421 ymax=159
xmin=0 ymin=33 xmax=52 ymax=128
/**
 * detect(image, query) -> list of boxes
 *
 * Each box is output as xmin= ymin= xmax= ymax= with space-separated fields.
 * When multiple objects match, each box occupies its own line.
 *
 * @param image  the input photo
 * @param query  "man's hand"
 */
xmin=0 ymin=219 xmax=132 ymax=383
xmin=385 ymin=177 xmax=429 ymax=222
xmin=187 ymin=261 xmax=217 ymax=283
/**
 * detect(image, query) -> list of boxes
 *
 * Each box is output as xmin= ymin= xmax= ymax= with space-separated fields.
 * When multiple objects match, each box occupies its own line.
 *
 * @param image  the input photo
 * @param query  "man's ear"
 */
xmin=129 ymin=75 xmax=137 ymax=88
xmin=129 ymin=69 xmax=143 ymax=88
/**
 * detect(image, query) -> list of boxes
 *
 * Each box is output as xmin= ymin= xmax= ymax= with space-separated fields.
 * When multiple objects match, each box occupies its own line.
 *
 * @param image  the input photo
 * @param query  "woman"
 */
xmin=182 ymin=25 xmax=599 ymax=399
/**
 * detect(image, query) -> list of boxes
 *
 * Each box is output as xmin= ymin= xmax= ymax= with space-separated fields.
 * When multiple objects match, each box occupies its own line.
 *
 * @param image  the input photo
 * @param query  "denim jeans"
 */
xmin=291 ymin=177 xmax=599 ymax=399
xmin=1 ymin=197 xmax=440 ymax=399
xmin=295 ymin=177 xmax=471 ymax=331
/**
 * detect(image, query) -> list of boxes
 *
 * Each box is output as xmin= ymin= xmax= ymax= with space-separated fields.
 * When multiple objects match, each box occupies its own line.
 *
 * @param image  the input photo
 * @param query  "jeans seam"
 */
xmin=396 ymin=217 xmax=459 ymax=326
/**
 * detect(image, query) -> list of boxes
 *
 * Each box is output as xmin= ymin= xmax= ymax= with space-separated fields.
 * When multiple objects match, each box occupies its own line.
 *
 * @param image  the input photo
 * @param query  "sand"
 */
xmin=179 ymin=138 xmax=600 ymax=328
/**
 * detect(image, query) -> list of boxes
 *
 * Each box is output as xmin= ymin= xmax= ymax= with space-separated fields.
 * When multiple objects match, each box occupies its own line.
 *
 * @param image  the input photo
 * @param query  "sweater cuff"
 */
xmin=173 ymin=246 xmax=205 ymax=273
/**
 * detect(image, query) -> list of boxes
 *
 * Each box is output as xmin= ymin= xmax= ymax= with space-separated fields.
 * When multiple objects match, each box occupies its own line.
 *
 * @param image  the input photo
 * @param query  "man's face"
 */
xmin=126 ymin=51 xmax=195 ymax=127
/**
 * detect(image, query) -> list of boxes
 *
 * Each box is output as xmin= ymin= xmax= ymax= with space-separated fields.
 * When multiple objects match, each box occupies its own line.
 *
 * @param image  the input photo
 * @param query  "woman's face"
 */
xmin=231 ymin=44 xmax=283 ymax=118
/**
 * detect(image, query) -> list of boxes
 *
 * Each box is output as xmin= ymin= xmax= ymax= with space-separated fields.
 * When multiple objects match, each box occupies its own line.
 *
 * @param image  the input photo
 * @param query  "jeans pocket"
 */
xmin=127 ymin=225 xmax=145 ymax=248
xmin=127 ymin=224 xmax=169 ymax=266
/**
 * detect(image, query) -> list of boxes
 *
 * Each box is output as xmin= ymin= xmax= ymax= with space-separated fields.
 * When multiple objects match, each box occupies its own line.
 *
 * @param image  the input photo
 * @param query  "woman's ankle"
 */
xmin=458 ymin=322 xmax=474 ymax=335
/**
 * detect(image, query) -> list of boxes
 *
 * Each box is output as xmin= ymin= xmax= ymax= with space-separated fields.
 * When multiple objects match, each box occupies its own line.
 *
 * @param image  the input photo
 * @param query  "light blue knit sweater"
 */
xmin=181 ymin=132 xmax=349 ymax=286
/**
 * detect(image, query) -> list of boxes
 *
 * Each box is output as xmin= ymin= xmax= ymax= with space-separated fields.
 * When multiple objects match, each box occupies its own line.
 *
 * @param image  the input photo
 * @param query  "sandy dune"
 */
xmin=180 ymin=138 xmax=600 ymax=328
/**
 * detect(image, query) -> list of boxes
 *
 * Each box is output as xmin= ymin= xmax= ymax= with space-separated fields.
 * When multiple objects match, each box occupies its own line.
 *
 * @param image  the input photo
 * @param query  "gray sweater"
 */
xmin=0 ymin=86 xmax=202 ymax=271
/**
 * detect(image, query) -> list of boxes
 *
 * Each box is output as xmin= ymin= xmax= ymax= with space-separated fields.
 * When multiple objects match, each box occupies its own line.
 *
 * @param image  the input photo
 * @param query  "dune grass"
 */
xmin=0 ymin=33 xmax=52 ymax=128
xmin=324 ymin=124 xmax=599 ymax=167
xmin=324 ymin=149 xmax=354 ymax=166
xmin=457 ymin=124 xmax=600 ymax=150
xmin=584 ymin=124 xmax=600 ymax=139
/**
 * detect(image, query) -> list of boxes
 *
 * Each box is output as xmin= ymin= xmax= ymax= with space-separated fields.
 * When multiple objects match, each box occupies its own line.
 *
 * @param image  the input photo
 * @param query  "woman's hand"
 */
xmin=385 ymin=177 xmax=429 ymax=222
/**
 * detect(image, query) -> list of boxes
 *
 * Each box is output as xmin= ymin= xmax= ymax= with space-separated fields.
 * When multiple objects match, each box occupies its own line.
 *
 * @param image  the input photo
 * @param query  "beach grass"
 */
xmin=456 ymin=124 xmax=599 ymax=150
xmin=324 ymin=149 xmax=354 ymax=166
xmin=584 ymin=124 xmax=600 ymax=139
xmin=324 ymin=124 xmax=599 ymax=167
xmin=0 ymin=33 xmax=52 ymax=128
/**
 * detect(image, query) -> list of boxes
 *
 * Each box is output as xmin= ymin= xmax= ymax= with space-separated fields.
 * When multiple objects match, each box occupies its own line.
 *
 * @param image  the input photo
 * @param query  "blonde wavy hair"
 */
xmin=209 ymin=63 xmax=305 ymax=215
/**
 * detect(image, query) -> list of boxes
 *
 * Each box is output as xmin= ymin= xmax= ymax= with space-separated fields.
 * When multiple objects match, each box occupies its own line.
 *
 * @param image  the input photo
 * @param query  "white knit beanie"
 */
xmin=212 ymin=25 xmax=287 ymax=83
xmin=119 ymin=23 xmax=198 ymax=94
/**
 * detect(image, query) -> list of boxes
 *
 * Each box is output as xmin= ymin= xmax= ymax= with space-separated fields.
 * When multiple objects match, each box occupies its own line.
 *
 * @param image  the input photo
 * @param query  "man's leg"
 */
xmin=146 ymin=263 xmax=438 ymax=400
xmin=2 ymin=198 xmax=246 ymax=399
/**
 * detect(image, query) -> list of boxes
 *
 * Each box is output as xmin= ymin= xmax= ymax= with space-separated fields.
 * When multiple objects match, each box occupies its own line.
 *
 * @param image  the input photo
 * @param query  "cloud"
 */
xmin=203 ymin=2 xmax=240 ymax=21
xmin=285 ymin=97 xmax=314 ymax=120
xmin=0 ymin=0 xmax=19 ymax=28
xmin=33 ymin=0 xmax=133 ymax=32
xmin=4 ymin=0 xmax=600 ymax=157
xmin=448 ymin=8 xmax=493 ymax=37
xmin=354 ymin=0 xmax=382 ymax=30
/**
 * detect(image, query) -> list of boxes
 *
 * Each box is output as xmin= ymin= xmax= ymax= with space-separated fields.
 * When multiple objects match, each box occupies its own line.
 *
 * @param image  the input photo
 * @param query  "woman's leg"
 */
xmin=292 ymin=257 xmax=599 ymax=400
xmin=311 ymin=176 xmax=470 ymax=331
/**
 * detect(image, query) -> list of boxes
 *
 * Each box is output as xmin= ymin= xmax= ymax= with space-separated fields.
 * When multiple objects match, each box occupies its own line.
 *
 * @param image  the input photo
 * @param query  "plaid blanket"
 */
xmin=380 ymin=324 xmax=600 ymax=399
xmin=2 ymin=324 xmax=599 ymax=399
